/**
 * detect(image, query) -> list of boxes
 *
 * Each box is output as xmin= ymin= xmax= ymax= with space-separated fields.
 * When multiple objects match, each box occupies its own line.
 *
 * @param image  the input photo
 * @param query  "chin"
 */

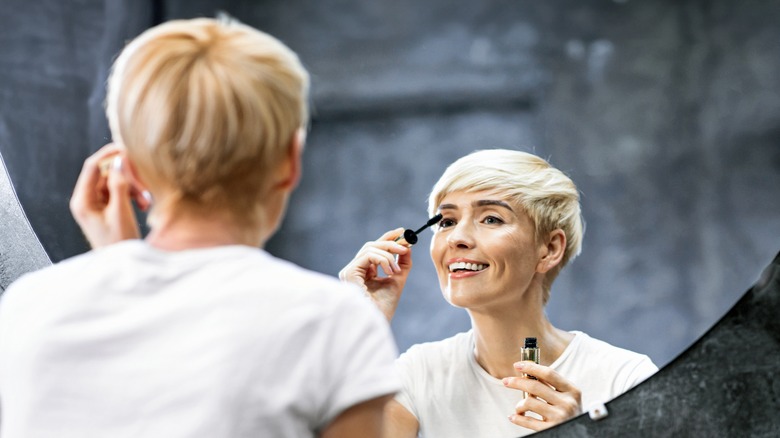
xmin=442 ymin=286 xmax=478 ymax=309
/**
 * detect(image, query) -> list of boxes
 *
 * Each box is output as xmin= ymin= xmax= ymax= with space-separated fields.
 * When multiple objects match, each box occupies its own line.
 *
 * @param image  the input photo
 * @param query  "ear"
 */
xmin=536 ymin=229 xmax=566 ymax=274
xmin=276 ymin=128 xmax=305 ymax=191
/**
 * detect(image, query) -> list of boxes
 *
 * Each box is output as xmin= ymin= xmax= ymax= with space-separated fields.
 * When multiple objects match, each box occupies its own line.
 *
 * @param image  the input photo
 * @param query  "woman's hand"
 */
xmin=339 ymin=228 xmax=412 ymax=322
xmin=502 ymin=361 xmax=583 ymax=431
xmin=69 ymin=143 xmax=151 ymax=249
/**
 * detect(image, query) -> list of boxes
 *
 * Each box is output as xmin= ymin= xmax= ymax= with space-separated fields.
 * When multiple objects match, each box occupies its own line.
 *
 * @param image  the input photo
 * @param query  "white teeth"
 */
xmin=448 ymin=262 xmax=487 ymax=272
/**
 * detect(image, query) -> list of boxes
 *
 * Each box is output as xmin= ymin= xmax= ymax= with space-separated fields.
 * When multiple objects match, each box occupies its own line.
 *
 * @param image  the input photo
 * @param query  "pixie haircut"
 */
xmin=428 ymin=149 xmax=584 ymax=303
xmin=105 ymin=17 xmax=309 ymax=225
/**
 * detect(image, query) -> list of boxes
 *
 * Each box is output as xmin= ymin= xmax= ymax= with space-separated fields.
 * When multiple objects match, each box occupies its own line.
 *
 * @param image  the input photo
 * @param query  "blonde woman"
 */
xmin=341 ymin=149 xmax=657 ymax=437
xmin=0 ymin=18 xmax=399 ymax=437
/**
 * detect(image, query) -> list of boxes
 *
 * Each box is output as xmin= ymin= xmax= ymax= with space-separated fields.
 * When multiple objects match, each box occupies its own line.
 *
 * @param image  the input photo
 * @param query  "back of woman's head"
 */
xmin=428 ymin=149 xmax=584 ymax=297
xmin=106 ymin=17 xmax=309 ymax=224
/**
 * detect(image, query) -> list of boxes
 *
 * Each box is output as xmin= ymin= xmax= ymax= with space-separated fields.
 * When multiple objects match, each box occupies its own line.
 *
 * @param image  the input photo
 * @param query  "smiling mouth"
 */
xmin=448 ymin=262 xmax=488 ymax=273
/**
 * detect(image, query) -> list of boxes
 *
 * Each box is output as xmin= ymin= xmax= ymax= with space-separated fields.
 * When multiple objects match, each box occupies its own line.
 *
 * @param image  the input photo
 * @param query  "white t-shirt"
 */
xmin=0 ymin=241 xmax=400 ymax=438
xmin=396 ymin=330 xmax=658 ymax=437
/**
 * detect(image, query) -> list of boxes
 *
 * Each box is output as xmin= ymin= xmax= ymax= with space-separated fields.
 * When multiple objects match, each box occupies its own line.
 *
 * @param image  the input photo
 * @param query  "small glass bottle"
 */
xmin=520 ymin=337 xmax=540 ymax=399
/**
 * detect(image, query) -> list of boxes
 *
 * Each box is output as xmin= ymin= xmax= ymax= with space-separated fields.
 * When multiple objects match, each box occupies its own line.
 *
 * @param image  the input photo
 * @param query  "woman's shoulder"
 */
xmin=567 ymin=331 xmax=655 ymax=366
xmin=558 ymin=331 xmax=658 ymax=395
xmin=397 ymin=330 xmax=473 ymax=370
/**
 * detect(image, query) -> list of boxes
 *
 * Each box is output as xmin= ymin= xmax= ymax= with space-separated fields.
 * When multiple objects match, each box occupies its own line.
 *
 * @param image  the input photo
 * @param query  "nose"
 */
xmin=446 ymin=220 xmax=476 ymax=249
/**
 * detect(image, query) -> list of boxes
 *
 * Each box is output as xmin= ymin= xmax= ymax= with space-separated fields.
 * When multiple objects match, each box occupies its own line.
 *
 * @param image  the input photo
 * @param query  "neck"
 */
xmin=145 ymin=212 xmax=267 ymax=251
xmin=468 ymin=297 xmax=573 ymax=379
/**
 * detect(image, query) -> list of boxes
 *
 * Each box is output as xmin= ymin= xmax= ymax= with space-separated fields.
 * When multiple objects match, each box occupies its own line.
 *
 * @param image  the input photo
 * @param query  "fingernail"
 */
xmin=502 ymin=378 xmax=509 ymax=386
xmin=514 ymin=362 xmax=525 ymax=370
xmin=111 ymin=156 xmax=123 ymax=172
xmin=508 ymin=414 xmax=516 ymax=421
xmin=142 ymin=191 xmax=152 ymax=203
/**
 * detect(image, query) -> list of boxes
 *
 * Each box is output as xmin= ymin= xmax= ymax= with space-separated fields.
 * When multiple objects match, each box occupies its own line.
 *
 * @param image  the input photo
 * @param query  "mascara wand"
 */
xmin=394 ymin=213 xmax=443 ymax=246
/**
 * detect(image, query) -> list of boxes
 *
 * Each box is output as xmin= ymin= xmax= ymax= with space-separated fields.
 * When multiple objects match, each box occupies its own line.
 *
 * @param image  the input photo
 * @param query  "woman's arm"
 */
xmin=383 ymin=399 xmax=420 ymax=438
xmin=321 ymin=395 xmax=394 ymax=438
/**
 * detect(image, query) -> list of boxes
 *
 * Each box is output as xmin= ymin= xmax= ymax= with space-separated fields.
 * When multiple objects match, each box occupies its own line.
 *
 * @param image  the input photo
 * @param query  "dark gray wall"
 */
xmin=1 ymin=0 xmax=778 ymax=371
xmin=0 ymin=1 xmax=103 ymax=260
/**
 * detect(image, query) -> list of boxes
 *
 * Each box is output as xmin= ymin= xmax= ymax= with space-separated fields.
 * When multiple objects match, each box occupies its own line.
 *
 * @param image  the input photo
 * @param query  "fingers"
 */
xmin=339 ymin=245 xmax=407 ymax=288
xmin=338 ymin=228 xmax=418 ymax=321
xmin=509 ymin=393 xmax=581 ymax=431
xmin=503 ymin=378 xmax=580 ymax=431
xmin=119 ymin=154 xmax=152 ymax=212
xmin=502 ymin=363 xmax=583 ymax=431
xmin=507 ymin=397 xmax=550 ymax=430
xmin=377 ymin=228 xmax=412 ymax=271
xmin=134 ymin=189 xmax=153 ymax=212
xmin=502 ymin=376 xmax=551 ymax=401
xmin=70 ymin=144 xmax=143 ymax=248
xmin=377 ymin=228 xmax=407 ymax=242
xmin=70 ymin=144 xmax=122 ymax=222
xmin=513 ymin=362 xmax=579 ymax=395
xmin=366 ymin=246 xmax=403 ymax=275
xmin=105 ymin=158 xmax=141 ymax=237
xmin=339 ymin=229 xmax=410 ymax=281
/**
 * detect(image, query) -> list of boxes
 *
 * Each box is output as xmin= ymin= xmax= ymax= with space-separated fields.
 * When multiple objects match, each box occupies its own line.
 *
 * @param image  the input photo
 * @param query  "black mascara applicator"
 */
xmin=395 ymin=213 xmax=443 ymax=246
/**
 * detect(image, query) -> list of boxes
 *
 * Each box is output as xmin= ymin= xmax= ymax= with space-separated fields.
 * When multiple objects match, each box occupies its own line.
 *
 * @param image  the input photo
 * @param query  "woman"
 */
xmin=0 ymin=18 xmax=399 ymax=437
xmin=340 ymin=149 xmax=658 ymax=437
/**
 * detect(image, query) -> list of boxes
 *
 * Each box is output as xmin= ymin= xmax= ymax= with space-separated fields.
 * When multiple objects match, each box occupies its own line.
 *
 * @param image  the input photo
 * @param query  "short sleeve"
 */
xmin=620 ymin=355 xmax=659 ymax=392
xmin=392 ymin=347 xmax=420 ymax=420
xmin=316 ymin=290 xmax=401 ymax=427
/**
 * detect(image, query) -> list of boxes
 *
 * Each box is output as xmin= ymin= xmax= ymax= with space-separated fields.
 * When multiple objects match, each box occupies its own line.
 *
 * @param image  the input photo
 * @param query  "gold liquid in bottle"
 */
xmin=520 ymin=337 xmax=540 ymax=399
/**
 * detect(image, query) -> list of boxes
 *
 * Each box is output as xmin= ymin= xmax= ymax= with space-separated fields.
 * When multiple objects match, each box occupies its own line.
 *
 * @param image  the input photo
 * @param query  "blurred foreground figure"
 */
xmin=0 ymin=17 xmax=398 ymax=438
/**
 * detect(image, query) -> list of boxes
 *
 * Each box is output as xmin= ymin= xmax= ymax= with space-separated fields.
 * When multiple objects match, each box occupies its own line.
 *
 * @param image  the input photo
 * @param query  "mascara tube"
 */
xmin=520 ymin=337 xmax=539 ymax=399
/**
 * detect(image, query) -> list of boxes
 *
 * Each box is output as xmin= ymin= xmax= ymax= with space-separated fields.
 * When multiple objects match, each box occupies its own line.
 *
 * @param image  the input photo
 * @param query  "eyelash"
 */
xmin=438 ymin=218 xmax=456 ymax=228
xmin=438 ymin=215 xmax=504 ymax=228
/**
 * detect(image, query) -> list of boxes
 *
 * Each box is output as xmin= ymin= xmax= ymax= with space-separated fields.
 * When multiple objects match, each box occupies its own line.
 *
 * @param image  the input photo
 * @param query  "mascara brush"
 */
xmin=394 ymin=213 xmax=443 ymax=246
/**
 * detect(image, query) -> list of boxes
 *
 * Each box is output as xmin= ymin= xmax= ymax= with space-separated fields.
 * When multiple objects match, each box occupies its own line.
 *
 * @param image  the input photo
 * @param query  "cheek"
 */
xmin=429 ymin=234 xmax=445 ymax=260
xmin=429 ymin=237 xmax=450 ymax=280
xmin=511 ymin=237 xmax=542 ymax=267
xmin=495 ymin=232 xmax=538 ymax=268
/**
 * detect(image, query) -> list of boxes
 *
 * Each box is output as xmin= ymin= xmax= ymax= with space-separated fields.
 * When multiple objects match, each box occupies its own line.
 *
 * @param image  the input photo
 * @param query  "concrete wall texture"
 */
xmin=0 ymin=0 xmax=778 ymax=369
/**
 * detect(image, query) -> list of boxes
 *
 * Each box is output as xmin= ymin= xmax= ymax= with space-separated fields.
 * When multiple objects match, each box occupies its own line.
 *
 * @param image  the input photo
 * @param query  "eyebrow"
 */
xmin=438 ymin=199 xmax=515 ymax=212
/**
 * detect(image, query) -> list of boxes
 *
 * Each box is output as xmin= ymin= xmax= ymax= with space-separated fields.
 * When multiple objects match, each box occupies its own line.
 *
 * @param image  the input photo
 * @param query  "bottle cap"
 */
xmin=524 ymin=337 xmax=537 ymax=349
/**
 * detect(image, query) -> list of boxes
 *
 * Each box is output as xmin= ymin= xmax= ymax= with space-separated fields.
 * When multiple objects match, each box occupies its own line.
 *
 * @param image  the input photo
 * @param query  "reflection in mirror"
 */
xmin=336 ymin=148 xmax=661 ymax=435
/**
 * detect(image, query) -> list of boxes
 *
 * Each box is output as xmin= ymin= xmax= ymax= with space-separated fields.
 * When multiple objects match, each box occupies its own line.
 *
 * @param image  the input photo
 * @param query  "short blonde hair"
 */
xmin=106 ymin=17 xmax=309 ymax=225
xmin=428 ymin=149 xmax=583 ymax=303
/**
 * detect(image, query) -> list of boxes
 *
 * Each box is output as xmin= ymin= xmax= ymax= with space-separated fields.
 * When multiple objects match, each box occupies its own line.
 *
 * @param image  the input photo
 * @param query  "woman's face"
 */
xmin=430 ymin=189 xmax=546 ymax=311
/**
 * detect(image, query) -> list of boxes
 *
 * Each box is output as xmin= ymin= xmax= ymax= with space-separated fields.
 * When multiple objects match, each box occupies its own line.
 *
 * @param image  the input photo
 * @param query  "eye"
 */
xmin=438 ymin=217 xmax=456 ymax=228
xmin=483 ymin=215 xmax=504 ymax=225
